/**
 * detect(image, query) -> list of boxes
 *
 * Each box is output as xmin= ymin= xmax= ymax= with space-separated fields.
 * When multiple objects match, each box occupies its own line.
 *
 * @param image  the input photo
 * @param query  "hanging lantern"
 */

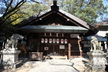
xmin=41 ymin=38 xmax=44 ymax=43
xmin=50 ymin=33 xmax=52 ymax=36
xmin=45 ymin=38 xmax=48 ymax=43
xmin=53 ymin=38 xmax=56 ymax=43
xmin=56 ymin=39 xmax=59 ymax=43
xmin=49 ymin=38 xmax=52 ymax=43
xmin=44 ymin=33 xmax=46 ymax=36
xmin=56 ymin=33 xmax=58 ymax=37
xmin=65 ymin=39 xmax=67 ymax=44
xmin=61 ymin=39 xmax=64 ymax=44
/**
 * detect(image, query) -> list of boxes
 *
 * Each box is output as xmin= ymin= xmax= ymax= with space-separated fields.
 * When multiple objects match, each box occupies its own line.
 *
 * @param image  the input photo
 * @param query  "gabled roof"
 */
xmin=15 ymin=9 xmax=52 ymax=27
xmin=15 ymin=8 xmax=89 ymax=29
xmin=58 ymin=9 xmax=89 ymax=29
xmin=15 ymin=1 xmax=98 ymax=36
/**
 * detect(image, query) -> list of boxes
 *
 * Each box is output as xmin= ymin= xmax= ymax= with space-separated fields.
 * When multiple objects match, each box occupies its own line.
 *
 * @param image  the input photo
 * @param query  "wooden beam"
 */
xmin=29 ymin=12 xmax=53 ymax=25
xmin=57 ymin=12 xmax=80 ymax=26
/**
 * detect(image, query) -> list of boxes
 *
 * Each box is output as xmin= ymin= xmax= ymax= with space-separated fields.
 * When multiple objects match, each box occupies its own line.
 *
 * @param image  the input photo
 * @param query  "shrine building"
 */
xmin=15 ymin=0 xmax=98 ymax=59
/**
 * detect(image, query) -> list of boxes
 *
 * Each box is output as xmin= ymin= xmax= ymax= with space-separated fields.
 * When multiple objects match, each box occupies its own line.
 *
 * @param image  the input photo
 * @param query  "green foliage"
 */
xmin=0 ymin=0 xmax=27 ymax=35
xmin=0 ymin=0 xmax=49 ymax=35
xmin=9 ymin=13 xmax=22 ymax=25
xmin=39 ymin=0 xmax=108 ymax=24
xmin=60 ymin=0 xmax=107 ymax=24
xmin=19 ymin=2 xmax=48 ymax=20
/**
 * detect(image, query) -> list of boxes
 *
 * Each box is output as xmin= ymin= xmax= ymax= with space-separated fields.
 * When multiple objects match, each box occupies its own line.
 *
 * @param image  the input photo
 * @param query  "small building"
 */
xmin=15 ymin=1 xmax=98 ymax=59
xmin=91 ymin=20 xmax=108 ymax=52
xmin=92 ymin=21 xmax=108 ymax=37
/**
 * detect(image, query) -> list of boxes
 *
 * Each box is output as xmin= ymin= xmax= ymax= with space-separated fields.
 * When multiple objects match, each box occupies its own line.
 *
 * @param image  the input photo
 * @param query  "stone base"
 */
xmin=85 ymin=51 xmax=107 ymax=72
xmin=1 ymin=48 xmax=21 ymax=68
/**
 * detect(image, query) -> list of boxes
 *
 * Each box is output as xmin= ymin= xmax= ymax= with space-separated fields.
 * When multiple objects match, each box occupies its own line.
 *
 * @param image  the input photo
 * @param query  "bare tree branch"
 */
xmin=5 ymin=0 xmax=14 ymax=13
xmin=2 ymin=0 xmax=26 ymax=19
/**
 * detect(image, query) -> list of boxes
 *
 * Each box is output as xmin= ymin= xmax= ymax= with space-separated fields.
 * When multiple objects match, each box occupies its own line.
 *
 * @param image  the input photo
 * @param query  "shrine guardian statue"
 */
xmin=4 ymin=34 xmax=24 ymax=49
xmin=90 ymin=36 xmax=102 ymax=51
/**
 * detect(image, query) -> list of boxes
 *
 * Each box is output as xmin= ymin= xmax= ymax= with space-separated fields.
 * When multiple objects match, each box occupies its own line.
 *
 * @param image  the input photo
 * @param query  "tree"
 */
xmin=0 ymin=0 xmax=27 ymax=35
xmin=39 ymin=0 xmax=108 ymax=24
xmin=59 ymin=0 xmax=108 ymax=24
xmin=0 ymin=0 xmax=48 ymax=35
xmin=19 ymin=2 xmax=48 ymax=21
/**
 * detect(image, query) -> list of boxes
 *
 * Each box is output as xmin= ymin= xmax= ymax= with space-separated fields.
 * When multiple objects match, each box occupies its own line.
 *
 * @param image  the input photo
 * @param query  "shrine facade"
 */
xmin=15 ymin=1 xmax=98 ymax=58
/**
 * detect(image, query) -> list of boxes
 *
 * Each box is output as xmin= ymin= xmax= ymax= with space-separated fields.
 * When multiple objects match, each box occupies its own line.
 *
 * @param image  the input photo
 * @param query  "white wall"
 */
xmin=96 ymin=31 xmax=107 ymax=37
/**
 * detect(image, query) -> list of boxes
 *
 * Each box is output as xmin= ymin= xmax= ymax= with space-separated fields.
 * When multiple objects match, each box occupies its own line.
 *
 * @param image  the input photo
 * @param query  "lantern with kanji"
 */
xmin=65 ymin=39 xmax=67 ymax=44
xmin=56 ymin=39 xmax=59 ymax=43
xmin=61 ymin=39 xmax=64 ymax=44
xmin=41 ymin=38 xmax=44 ymax=43
xmin=53 ymin=38 xmax=56 ymax=43
xmin=49 ymin=38 xmax=52 ymax=43
xmin=45 ymin=38 xmax=48 ymax=43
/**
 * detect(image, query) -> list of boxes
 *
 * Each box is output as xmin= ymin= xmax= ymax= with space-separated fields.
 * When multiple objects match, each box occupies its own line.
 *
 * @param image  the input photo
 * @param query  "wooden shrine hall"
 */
xmin=15 ymin=0 xmax=98 ymax=59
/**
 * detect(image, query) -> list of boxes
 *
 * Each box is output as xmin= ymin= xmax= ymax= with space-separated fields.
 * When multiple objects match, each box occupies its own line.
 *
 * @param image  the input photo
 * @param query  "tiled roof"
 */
xmin=84 ymin=35 xmax=107 ymax=41
xmin=21 ymin=25 xmax=88 ymax=33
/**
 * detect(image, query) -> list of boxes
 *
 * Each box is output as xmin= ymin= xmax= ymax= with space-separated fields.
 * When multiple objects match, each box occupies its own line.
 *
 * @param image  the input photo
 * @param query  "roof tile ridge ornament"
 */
xmin=51 ymin=0 xmax=59 ymax=11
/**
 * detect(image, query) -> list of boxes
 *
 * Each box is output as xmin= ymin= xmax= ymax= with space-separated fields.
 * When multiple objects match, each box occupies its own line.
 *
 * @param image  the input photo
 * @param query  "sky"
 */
xmin=103 ymin=0 xmax=108 ymax=6
xmin=95 ymin=0 xmax=108 ymax=22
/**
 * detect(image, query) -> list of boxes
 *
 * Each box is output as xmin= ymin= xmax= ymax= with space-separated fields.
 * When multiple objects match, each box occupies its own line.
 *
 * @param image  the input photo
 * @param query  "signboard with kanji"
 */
xmin=44 ymin=47 xmax=49 ymax=50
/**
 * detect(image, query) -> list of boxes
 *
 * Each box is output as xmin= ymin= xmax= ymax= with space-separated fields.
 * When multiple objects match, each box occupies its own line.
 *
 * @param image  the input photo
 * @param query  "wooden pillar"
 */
xmin=67 ymin=43 xmax=71 ymax=60
xmin=37 ymin=33 xmax=41 ymax=52
xmin=78 ymin=37 xmax=82 ymax=57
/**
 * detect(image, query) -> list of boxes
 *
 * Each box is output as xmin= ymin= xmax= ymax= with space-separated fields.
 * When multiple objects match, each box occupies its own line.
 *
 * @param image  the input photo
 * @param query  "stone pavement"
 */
xmin=29 ymin=58 xmax=88 ymax=72
xmin=28 ymin=59 xmax=79 ymax=72
xmin=1 ymin=58 xmax=88 ymax=72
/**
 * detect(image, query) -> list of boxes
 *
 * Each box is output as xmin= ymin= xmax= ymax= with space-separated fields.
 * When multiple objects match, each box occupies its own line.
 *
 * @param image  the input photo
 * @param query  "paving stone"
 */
xmin=1 ymin=58 xmax=88 ymax=72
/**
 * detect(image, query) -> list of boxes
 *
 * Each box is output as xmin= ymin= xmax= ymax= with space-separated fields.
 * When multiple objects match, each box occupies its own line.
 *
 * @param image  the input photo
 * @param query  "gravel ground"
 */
xmin=1 ymin=58 xmax=88 ymax=72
